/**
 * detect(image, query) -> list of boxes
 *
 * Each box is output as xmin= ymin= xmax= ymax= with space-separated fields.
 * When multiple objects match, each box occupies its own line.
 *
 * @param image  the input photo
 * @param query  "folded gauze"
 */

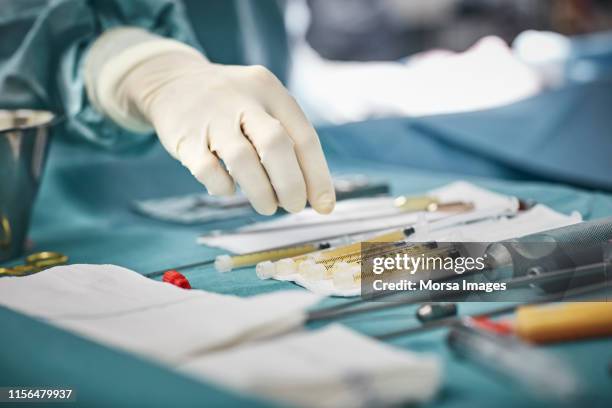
xmin=0 ymin=264 xmax=441 ymax=406
xmin=182 ymin=324 xmax=441 ymax=408
xmin=0 ymin=264 xmax=319 ymax=363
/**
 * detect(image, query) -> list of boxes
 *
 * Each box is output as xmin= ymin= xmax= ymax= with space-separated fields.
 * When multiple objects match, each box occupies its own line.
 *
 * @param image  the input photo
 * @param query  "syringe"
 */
xmin=213 ymin=242 xmax=332 ymax=272
xmin=146 ymin=242 xmax=330 ymax=277
xmin=146 ymin=227 xmax=414 ymax=277
xmin=216 ymin=228 xmax=414 ymax=273
xmin=255 ymin=228 xmax=417 ymax=280
xmin=254 ymin=206 xmax=518 ymax=282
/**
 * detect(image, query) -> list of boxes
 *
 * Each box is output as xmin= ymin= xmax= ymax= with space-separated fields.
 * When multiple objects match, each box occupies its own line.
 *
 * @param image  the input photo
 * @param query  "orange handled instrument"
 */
xmin=514 ymin=302 xmax=612 ymax=344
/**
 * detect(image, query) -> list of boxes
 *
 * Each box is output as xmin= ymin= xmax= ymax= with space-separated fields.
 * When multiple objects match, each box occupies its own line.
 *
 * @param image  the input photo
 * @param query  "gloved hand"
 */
xmin=85 ymin=28 xmax=335 ymax=215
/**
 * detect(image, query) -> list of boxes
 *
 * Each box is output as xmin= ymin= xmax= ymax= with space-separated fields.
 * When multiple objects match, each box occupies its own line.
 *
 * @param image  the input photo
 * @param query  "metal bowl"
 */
xmin=0 ymin=110 xmax=59 ymax=262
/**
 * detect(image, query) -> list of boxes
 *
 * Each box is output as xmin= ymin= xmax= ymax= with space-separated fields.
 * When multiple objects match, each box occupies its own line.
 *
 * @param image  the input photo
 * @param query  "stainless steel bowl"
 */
xmin=0 ymin=110 xmax=58 ymax=262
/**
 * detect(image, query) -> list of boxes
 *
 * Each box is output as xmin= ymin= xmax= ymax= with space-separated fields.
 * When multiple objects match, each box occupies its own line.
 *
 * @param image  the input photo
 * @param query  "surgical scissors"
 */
xmin=0 ymin=251 xmax=68 ymax=276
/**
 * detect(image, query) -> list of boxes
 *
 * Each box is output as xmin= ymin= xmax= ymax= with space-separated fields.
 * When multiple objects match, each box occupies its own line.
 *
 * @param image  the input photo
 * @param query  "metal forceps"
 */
xmin=0 ymin=251 xmax=68 ymax=276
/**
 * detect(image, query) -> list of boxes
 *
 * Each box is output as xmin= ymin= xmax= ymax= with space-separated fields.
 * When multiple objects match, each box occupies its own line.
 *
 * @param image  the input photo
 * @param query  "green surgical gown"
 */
xmin=0 ymin=0 xmax=288 ymax=151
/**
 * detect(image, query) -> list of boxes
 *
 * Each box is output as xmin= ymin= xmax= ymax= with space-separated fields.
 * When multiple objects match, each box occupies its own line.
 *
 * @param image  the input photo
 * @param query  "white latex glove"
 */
xmin=85 ymin=28 xmax=335 ymax=215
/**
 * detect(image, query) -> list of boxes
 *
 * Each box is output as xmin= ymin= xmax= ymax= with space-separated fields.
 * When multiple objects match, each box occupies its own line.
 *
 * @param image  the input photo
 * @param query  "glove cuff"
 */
xmin=85 ymin=27 xmax=202 ymax=133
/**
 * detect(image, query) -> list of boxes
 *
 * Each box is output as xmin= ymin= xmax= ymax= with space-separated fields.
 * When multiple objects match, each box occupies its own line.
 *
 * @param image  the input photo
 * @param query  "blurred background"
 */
xmin=300 ymin=0 xmax=612 ymax=61
xmin=272 ymin=0 xmax=612 ymax=125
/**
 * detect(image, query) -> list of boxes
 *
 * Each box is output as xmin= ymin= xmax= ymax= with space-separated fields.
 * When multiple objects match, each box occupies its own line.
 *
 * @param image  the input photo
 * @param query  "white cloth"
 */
xmin=181 ymin=325 xmax=441 ymax=408
xmin=0 ymin=264 xmax=319 ymax=364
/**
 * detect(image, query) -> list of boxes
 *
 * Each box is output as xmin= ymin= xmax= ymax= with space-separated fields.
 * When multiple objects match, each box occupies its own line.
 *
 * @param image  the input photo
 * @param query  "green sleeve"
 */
xmin=0 ymin=0 xmax=201 ymax=152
